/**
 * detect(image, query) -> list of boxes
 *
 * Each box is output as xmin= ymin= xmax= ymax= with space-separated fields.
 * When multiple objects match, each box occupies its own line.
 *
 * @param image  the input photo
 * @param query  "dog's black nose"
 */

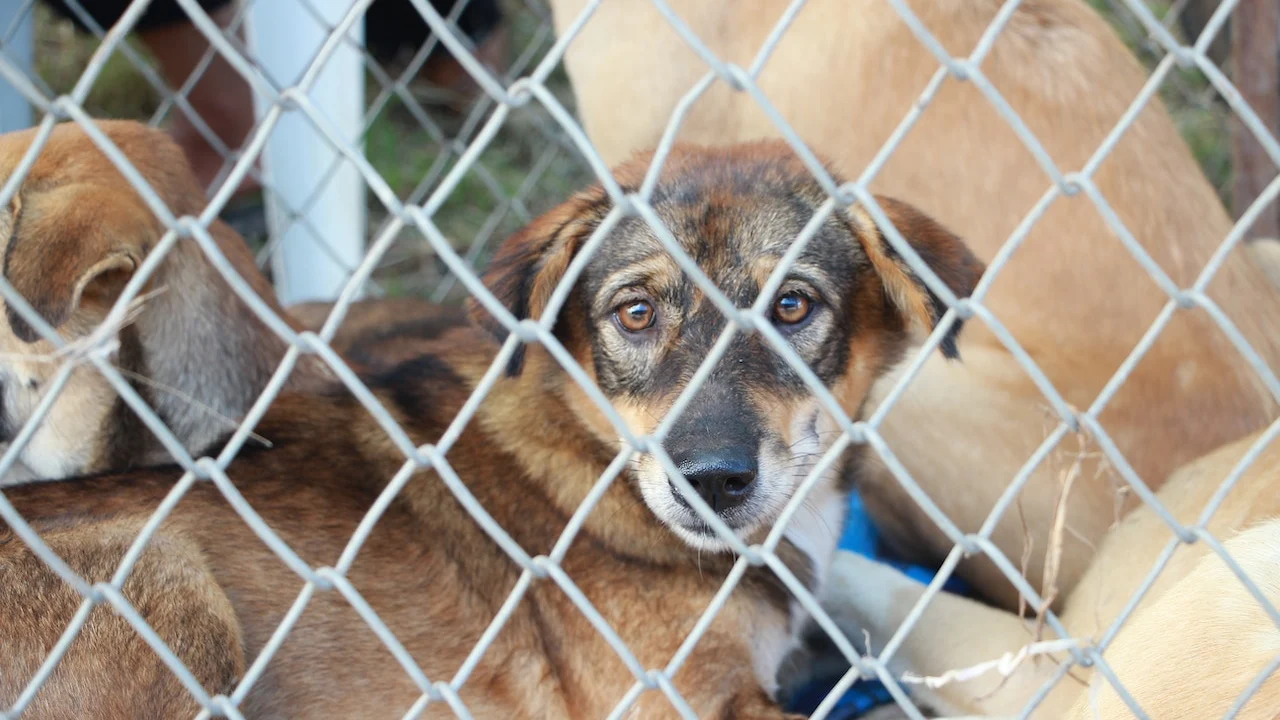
xmin=673 ymin=450 xmax=758 ymax=513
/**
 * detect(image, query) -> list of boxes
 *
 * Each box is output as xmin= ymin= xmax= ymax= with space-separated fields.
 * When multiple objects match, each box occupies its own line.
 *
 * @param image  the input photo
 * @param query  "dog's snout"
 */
xmin=673 ymin=450 xmax=758 ymax=513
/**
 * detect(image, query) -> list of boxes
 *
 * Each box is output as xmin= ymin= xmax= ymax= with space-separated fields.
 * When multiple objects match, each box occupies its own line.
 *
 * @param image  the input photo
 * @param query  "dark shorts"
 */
xmin=39 ymin=0 xmax=504 ymax=57
xmin=365 ymin=0 xmax=505 ymax=64
xmin=39 ymin=0 xmax=234 ymax=34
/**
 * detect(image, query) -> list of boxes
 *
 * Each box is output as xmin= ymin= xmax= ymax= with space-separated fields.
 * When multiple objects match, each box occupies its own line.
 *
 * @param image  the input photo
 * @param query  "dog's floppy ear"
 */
xmin=2 ymin=186 xmax=154 ymax=343
xmin=853 ymin=197 xmax=986 ymax=359
xmin=468 ymin=185 xmax=611 ymax=376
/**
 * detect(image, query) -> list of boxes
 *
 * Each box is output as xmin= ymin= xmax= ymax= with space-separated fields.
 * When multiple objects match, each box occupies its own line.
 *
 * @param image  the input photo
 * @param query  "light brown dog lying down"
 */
xmin=0 ymin=120 xmax=330 ymax=485
xmin=0 ymin=141 xmax=984 ymax=718
xmin=548 ymin=0 xmax=1280 ymax=611
xmin=826 ymin=426 xmax=1280 ymax=719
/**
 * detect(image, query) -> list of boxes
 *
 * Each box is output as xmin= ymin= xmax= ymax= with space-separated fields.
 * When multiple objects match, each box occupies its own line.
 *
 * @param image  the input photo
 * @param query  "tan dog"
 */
xmin=0 ymin=120 xmax=330 ymax=484
xmin=548 ymin=0 xmax=1280 ymax=611
xmin=825 ymin=426 xmax=1280 ymax=719
xmin=0 ymin=141 xmax=984 ymax=719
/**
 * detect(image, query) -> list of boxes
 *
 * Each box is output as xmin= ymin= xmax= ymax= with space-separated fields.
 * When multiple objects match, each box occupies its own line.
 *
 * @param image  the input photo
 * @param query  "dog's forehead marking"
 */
xmin=592 ymin=188 xmax=856 ymax=306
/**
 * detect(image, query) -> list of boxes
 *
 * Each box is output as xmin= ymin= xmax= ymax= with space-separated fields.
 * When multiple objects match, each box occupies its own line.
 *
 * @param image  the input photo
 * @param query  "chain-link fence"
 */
xmin=0 ymin=0 xmax=1278 ymax=718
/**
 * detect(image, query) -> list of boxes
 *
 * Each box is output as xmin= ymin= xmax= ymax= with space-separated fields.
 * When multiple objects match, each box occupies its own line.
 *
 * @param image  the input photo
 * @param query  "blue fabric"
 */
xmin=783 ymin=490 xmax=972 ymax=717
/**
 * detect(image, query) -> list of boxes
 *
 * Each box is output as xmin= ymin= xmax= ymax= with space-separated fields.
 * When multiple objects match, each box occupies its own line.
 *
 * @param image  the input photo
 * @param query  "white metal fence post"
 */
xmin=0 ymin=2 xmax=34 ymax=133
xmin=248 ymin=0 xmax=367 ymax=306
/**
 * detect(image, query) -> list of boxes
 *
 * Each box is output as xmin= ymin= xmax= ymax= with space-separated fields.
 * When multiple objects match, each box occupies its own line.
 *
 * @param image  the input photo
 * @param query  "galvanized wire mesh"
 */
xmin=0 ymin=0 xmax=1277 ymax=718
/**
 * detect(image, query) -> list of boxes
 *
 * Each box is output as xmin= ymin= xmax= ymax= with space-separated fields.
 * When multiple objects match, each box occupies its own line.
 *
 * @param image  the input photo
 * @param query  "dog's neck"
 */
xmin=462 ymin=347 xmax=826 ymax=592
xmin=126 ymin=226 xmax=330 ymax=467
xmin=477 ymin=362 xmax=695 ymax=565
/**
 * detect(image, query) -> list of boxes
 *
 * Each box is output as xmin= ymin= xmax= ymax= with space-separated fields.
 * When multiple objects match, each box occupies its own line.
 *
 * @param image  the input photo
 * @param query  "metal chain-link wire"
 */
xmin=0 ymin=0 xmax=1278 ymax=718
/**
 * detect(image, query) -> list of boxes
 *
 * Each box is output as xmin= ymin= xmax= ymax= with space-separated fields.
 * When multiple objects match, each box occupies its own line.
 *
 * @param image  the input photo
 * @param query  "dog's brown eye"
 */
xmin=773 ymin=292 xmax=812 ymax=325
xmin=616 ymin=300 xmax=656 ymax=332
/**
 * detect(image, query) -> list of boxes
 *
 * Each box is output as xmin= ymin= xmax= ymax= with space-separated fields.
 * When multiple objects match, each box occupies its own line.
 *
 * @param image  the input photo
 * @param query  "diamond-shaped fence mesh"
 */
xmin=0 ymin=0 xmax=1277 ymax=718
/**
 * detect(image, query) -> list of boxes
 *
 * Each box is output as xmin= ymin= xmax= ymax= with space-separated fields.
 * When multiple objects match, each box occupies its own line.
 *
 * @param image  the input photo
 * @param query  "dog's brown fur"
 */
xmin=0 ymin=120 xmax=329 ymax=484
xmin=288 ymin=297 xmax=468 ymax=372
xmin=0 ymin=517 xmax=246 ymax=718
xmin=0 ymin=141 xmax=984 ymax=718
xmin=548 ymin=0 xmax=1280 ymax=611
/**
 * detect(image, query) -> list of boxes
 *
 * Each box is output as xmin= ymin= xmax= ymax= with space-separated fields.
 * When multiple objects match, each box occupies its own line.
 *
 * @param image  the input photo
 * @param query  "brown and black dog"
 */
xmin=0 ymin=141 xmax=983 ymax=718
xmin=0 ymin=121 xmax=331 ymax=485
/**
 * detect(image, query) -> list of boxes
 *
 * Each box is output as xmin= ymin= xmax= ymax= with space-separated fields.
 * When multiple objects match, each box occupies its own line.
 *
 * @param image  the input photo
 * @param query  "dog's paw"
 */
xmin=819 ymin=550 xmax=925 ymax=651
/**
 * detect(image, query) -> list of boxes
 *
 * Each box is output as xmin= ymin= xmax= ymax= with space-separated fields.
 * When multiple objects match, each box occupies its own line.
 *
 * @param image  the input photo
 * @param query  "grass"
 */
xmin=28 ymin=0 xmax=1234 ymax=301
xmin=31 ymin=0 xmax=592 ymax=303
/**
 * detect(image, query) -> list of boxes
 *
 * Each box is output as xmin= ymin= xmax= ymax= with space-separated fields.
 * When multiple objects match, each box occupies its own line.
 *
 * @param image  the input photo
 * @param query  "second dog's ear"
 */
xmin=469 ymin=184 xmax=611 ymax=376
xmin=2 ymin=186 xmax=152 ymax=343
xmin=853 ymin=197 xmax=986 ymax=359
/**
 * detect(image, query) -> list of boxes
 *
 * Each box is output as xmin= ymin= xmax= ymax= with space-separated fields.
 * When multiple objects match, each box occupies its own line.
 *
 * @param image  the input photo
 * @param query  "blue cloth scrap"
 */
xmin=783 ymin=491 xmax=972 ymax=718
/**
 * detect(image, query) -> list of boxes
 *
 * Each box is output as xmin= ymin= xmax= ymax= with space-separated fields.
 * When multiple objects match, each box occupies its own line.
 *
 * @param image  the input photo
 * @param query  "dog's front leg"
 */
xmin=624 ymin=679 xmax=804 ymax=719
xmin=724 ymin=686 xmax=808 ymax=719
xmin=820 ymin=550 xmax=1076 ymax=718
xmin=634 ymin=688 xmax=805 ymax=719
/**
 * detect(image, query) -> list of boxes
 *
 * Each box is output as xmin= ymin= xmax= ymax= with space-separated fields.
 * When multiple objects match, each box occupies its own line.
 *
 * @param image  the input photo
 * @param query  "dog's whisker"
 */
xmin=780 ymin=460 xmax=822 ymax=474
xmin=799 ymin=499 xmax=835 ymax=538
xmin=108 ymin=365 xmax=274 ymax=449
